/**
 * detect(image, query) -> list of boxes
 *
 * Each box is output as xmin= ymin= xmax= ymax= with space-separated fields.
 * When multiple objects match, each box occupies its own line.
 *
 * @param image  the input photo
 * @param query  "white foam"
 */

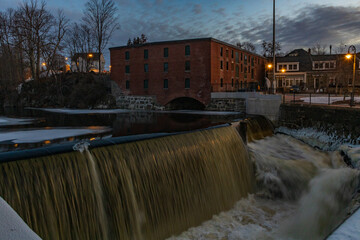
xmin=0 ymin=127 xmax=111 ymax=143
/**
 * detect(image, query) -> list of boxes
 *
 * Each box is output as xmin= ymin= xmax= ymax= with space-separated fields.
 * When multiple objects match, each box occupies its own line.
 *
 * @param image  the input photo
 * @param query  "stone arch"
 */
xmin=165 ymin=97 xmax=206 ymax=110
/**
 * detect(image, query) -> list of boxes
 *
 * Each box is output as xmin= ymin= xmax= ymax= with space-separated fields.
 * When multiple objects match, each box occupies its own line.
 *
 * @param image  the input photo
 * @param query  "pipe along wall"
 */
xmin=0 ymin=117 xmax=273 ymax=240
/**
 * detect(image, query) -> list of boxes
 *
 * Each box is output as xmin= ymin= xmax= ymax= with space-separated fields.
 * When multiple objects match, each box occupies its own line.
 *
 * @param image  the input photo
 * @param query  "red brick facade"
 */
xmin=110 ymin=38 xmax=265 ymax=106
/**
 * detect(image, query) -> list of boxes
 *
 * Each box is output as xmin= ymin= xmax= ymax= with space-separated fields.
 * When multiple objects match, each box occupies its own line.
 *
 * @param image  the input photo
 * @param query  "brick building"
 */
xmin=110 ymin=38 xmax=265 ymax=108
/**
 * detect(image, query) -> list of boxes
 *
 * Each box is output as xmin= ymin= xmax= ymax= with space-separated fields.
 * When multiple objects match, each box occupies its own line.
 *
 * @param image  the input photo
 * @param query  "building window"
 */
xmin=244 ymin=55 xmax=247 ymax=64
xmin=226 ymin=49 xmax=228 ymax=57
xmin=125 ymin=65 xmax=130 ymax=73
xmin=251 ymin=57 xmax=254 ymax=66
xmin=235 ymin=52 xmax=239 ymax=63
xmin=241 ymin=53 xmax=243 ymax=60
xmin=164 ymin=62 xmax=168 ymax=72
xmin=144 ymin=49 xmax=148 ymax=59
xmin=185 ymin=78 xmax=190 ymax=88
xmin=251 ymin=69 xmax=254 ymax=79
xmin=164 ymin=79 xmax=168 ymax=89
xmin=125 ymin=51 xmax=130 ymax=60
xmin=235 ymin=65 xmax=239 ymax=77
xmin=220 ymin=60 xmax=223 ymax=69
xmin=289 ymin=65 xmax=293 ymax=70
xmin=144 ymin=63 xmax=148 ymax=72
xmin=220 ymin=47 xmax=223 ymax=56
xmin=231 ymin=50 xmax=234 ymax=58
xmin=226 ymin=62 xmax=229 ymax=70
xmin=293 ymin=64 xmax=298 ymax=70
xmin=126 ymin=80 xmax=130 ymax=89
xmin=164 ymin=48 xmax=169 ymax=58
xmin=220 ymin=78 xmax=223 ymax=87
xmin=144 ymin=79 xmax=148 ymax=89
xmin=185 ymin=61 xmax=190 ymax=71
xmin=232 ymin=78 xmax=234 ymax=87
xmin=330 ymin=62 xmax=334 ymax=69
xmin=325 ymin=62 xmax=329 ymax=68
xmin=279 ymin=64 xmax=283 ymax=70
xmin=241 ymin=64 xmax=243 ymax=72
xmin=185 ymin=45 xmax=190 ymax=56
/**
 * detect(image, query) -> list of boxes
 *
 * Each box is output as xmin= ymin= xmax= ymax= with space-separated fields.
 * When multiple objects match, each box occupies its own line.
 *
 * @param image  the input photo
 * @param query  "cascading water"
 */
xmin=0 ymin=126 xmax=254 ymax=240
xmin=169 ymin=127 xmax=360 ymax=240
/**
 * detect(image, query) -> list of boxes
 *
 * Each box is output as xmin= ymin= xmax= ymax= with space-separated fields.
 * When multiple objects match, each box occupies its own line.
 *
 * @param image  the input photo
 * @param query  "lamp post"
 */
xmin=265 ymin=64 xmax=272 ymax=92
xmin=346 ymin=45 xmax=356 ymax=106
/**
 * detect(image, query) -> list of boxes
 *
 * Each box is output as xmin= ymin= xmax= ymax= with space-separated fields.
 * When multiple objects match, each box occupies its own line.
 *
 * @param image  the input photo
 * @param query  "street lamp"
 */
xmin=281 ymin=68 xmax=286 ymax=73
xmin=346 ymin=45 xmax=356 ymax=106
xmin=88 ymin=53 xmax=93 ymax=58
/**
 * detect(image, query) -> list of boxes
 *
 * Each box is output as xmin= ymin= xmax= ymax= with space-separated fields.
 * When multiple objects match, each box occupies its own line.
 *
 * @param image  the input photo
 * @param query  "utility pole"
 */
xmin=272 ymin=0 xmax=276 ymax=93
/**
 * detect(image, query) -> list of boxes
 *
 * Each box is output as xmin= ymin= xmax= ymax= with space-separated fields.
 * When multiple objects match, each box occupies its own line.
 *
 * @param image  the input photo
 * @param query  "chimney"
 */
xmin=330 ymin=45 xmax=332 ymax=55
xmin=308 ymin=48 xmax=311 ymax=54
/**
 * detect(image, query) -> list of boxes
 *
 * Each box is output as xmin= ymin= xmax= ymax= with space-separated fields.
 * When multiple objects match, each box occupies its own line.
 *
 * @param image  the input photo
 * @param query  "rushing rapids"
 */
xmin=0 ymin=116 xmax=359 ymax=240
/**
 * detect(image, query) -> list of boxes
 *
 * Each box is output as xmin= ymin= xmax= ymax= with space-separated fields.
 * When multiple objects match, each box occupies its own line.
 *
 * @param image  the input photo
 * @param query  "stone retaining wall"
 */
xmin=279 ymin=103 xmax=360 ymax=139
xmin=206 ymin=98 xmax=246 ymax=112
xmin=116 ymin=95 xmax=165 ymax=110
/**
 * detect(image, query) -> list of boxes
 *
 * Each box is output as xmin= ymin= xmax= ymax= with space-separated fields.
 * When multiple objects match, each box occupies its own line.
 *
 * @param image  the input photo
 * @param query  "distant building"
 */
xmin=269 ymin=49 xmax=360 ymax=92
xmin=71 ymin=53 xmax=105 ymax=73
xmin=109 ymin=38 xmax=265 ymax=107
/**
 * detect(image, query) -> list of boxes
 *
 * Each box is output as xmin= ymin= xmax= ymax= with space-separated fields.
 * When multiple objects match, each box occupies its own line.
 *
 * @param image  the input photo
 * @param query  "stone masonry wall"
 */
xmin=278 ymin=103 xmax=360 ymax=139
xmin=116 ymin=95 xmax=165 ymax=110
xmin=206 ymin=98 xmax=246 ymax=112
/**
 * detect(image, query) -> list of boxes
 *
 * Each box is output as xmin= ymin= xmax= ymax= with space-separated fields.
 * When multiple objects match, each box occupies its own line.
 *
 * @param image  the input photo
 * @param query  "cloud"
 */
xmin=193 ymin=4 xmax=202 ymax=14
xmin=212 ymin=8 xmax=226 ymax=16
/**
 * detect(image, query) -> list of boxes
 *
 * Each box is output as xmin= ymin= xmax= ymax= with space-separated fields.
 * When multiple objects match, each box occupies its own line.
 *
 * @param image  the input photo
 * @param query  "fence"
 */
xmin=282 ymin=92 xmax=360 ymax=107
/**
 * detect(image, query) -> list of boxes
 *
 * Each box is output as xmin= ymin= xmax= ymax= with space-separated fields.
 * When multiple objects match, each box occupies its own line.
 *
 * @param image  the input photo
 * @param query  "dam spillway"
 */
xmin=0 ymin=125 xmax=255 ymax=240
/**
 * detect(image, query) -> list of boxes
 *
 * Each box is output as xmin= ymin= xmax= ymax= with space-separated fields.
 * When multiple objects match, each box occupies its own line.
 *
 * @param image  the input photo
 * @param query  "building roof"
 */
xmin=109 ymin=37 xmax=265 ymax=59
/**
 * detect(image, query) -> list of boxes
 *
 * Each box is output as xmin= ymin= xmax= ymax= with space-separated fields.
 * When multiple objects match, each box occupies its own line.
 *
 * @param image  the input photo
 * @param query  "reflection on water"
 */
xmin=0 ymin=108 xmax=243 ymax=152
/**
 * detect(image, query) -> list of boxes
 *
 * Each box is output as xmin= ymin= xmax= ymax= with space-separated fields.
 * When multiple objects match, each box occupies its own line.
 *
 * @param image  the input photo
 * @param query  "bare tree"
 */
xmin=236 ymin=41 xmax=256 ymax=53
xmin=334 ymin=42 xmax=347 ymax=54
xmin=127 ymin=34 xmax=148 ymax=46
xmin=261 ymin=40 xmax=281 ymax=57
xmin=82 ymin=0 xmax=119 ymax=73
xmin=311 ymin=43 xmax=327 ymax=55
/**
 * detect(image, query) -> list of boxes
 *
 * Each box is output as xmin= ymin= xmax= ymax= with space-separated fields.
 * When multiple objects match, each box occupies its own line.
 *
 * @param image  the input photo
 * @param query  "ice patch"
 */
xmin=328 ymin=208 xmax=360 ymax=240
xmin=33 ymin=108 xmax=131 ymax=114
xmin=0 ymin=117 xmax=35 ymax=126
xmin=0 ymin=127 xmax=111 ymax=144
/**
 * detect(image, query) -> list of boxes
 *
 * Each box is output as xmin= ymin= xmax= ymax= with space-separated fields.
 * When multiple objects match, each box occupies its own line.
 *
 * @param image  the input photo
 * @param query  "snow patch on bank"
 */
xmin=33 ymin=108 xmax=131 ymax=114
xmin=0 ymin=127 xmax=111 ymax=144
xmin=300 ymin=96 xmax=360 ymax=104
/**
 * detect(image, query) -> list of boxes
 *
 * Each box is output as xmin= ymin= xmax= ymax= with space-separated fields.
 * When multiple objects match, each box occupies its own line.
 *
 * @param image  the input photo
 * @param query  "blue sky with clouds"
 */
xmin=2 ymin=0 xmax=360 ymax=68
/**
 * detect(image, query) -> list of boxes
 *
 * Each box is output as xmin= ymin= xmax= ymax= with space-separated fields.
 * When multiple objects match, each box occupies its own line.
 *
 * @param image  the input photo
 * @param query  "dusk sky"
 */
xmin=2 ymin=0 xmax=360 ymax=68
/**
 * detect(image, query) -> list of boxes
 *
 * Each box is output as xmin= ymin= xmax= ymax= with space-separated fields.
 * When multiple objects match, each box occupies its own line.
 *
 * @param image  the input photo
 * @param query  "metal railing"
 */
xmin=282 ymin=92 xmax=360 ymax=107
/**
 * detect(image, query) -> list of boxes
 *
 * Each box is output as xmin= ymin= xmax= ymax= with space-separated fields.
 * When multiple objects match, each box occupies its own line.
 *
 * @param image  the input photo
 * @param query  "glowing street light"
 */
xmin=281 ymin=68 xmax=286 ymax=73
xmin=346 ymin=45 xmax=357 ymax=106
xmin=41 ymin=62 xmax=46 ymax=66
xmin=88 ymin=53 xmax=93 ymax=58
xmin=267 ymin=64 xmax=273 ymax=69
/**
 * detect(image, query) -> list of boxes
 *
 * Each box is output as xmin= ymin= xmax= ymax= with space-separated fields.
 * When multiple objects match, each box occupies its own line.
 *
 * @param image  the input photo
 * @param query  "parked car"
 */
xmin=289 ymin=85 xmax=300 ymax=93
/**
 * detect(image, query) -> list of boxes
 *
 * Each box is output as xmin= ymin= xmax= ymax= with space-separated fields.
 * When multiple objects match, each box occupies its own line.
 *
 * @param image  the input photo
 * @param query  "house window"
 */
xmin=164 ymin=48 xmax=169 ymax=58
xmin=330 ymin=62 xmax=334 ymax=69
xmin=144 ymin=63 xmax=148 ymax=72
xmin=144 ymin=49 xmax=148 ymax=59
xmin=164 ymin=79 xmax=168 ymax=89
xmin=220 ymin=47 xmax=223 ymax=56
xmin=226 ymin=62 xmax=229 ymax=70
xmin=125 ymin=65 xmax=130 ymax=73
xmin=144 ymin=79 xmax=148 ymax=89
xmin=289 ymin=65 xmax=293 ymax=70
xmin=185 ymin=45 xmax=190 ymax=56
xmin=185 ymin=78 xmax=190 ymax=89
xmin=293 ymin=64 xmax=298 ymax=70
xmin=125 ymin=51 xmax=130 ymax=60
xmin=314 ymin=63 xmax=318 ymax=69
xmin=126 ymin=80 xmax=130 ymax=89
xmin=220 ymin=60 xmax=223 ymax=69
xmin=279 ymin=64 xmax=283 ymax=70
xmin=220 ymin=78 xmax=223 ymax=87
xmin=325 ymin=62 xmax=329 ymax=69
xmin=164 ymin=62 xmax=168 ymax=72
xmin=185 ymin=61 xmax=190 ymax=71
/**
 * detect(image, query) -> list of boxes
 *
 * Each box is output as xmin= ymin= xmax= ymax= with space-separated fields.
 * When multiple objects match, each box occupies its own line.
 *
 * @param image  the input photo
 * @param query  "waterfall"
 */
xmin=0 ymin=126 xmax=255 ymax=240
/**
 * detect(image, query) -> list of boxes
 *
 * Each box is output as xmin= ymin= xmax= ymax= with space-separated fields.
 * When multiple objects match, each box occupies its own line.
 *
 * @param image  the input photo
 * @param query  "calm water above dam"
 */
xmin=0 ymin=108 xmax=243 ymax=152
